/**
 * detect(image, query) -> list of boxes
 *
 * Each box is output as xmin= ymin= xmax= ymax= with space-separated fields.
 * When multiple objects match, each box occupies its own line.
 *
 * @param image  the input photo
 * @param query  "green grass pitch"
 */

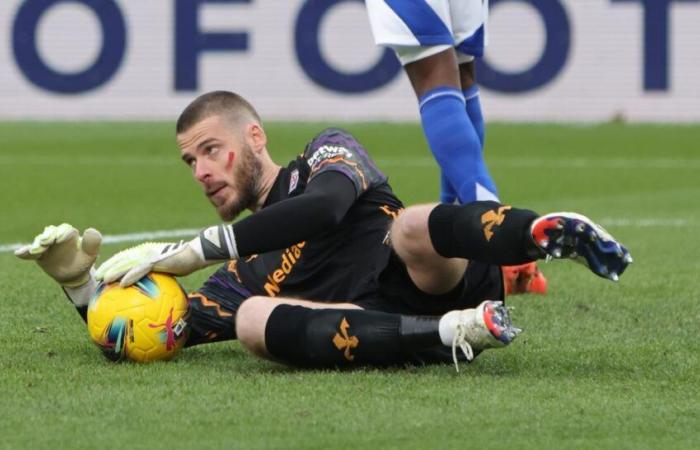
xmin=0 ymin=122 xmax=698 ymax=449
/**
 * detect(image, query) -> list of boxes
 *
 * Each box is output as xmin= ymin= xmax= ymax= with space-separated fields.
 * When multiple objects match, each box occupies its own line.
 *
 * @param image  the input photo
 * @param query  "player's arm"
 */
xmin=96 ymin=170 xmax=358 ymax=286
xmin=220 ymin=170 xmax=356 ymax=256
xmin=14 ymin=224 xmax=102 ymax=322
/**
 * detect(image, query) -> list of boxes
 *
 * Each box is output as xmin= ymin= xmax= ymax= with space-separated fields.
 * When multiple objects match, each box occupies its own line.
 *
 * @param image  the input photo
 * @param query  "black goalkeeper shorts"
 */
xmin=353 ymin=252 xmax=504 ymax=316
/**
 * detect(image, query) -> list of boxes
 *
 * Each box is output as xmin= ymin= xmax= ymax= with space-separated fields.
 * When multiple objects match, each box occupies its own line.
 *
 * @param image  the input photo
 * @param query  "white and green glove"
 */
xmin=95 ymin=224 xmax=239 ymax=287
xmin=15 ymin=224 xmax=102 ymax=306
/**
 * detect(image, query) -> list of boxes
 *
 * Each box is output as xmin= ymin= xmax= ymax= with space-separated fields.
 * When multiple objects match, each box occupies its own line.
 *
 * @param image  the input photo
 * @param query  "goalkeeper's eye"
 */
xmin=205 ymin=146 xmax=220 ymax=157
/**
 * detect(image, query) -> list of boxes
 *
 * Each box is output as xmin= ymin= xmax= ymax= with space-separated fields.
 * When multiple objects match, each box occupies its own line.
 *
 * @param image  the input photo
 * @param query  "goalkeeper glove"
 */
xmin=95 ymin=224 xmax=239 ymax=286
xmin=15 ymin=223 xmax=102 ymax=286
xmin=15 ymin=224 xmax=102 ymax=306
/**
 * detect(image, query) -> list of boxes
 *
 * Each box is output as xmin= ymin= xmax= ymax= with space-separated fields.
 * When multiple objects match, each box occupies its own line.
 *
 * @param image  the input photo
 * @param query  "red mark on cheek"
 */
xmin=225 ymin=152 xmax=235 ymax=170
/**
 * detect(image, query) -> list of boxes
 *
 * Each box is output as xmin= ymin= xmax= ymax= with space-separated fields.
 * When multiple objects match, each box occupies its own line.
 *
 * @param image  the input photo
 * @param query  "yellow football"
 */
xmin=87 ymin=273 xmax=188 ymax=362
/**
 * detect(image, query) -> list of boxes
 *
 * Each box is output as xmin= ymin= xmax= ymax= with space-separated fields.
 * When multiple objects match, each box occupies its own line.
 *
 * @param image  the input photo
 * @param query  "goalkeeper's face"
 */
xmin=178 ymin=116 xmax=264 ymax=221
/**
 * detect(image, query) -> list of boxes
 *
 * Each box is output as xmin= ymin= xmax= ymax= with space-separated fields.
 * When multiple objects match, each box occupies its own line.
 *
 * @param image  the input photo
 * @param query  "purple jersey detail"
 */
xmin=209 ymin=273 xmax=252 ymax=298
xmin=303 ymin=128 xmax=387 ymax=197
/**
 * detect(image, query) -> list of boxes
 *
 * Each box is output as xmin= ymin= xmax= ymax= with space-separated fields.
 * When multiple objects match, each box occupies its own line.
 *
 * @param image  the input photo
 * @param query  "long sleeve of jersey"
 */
xmin=232 ymin=170 xmax=358 ymax=257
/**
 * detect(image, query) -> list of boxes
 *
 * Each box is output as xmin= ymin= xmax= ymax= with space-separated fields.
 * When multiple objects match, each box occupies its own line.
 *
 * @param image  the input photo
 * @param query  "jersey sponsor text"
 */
xmin=264 ymin=241 xmax=306 ymax=296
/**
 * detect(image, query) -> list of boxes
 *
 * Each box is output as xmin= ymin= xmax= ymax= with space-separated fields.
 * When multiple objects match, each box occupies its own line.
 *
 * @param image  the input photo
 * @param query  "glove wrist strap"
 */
xmin=196 ymin=225 xmax=239 ymax=261
xmin=63 ymin=268 xmax=98 ymax=307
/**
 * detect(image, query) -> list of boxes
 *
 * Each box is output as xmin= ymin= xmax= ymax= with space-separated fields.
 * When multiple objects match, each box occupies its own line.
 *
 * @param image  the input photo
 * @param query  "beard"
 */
xmin=215 ymin=143 xmax=263 ymax=221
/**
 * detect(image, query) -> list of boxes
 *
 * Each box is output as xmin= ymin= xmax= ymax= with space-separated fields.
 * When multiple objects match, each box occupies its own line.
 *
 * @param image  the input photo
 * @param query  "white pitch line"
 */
xmin=0 ymin=228 xmax=201 ymax=254
xmin=1 ymin=220 xmax=697 ymax=254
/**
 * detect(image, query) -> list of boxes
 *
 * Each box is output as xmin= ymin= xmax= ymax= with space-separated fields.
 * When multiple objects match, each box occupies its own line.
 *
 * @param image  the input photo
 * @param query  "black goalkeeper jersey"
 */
xmin=186 ymin=128 xmax=503 ymax=346
xmin=213 ymin=128 xmax=403 ymax=302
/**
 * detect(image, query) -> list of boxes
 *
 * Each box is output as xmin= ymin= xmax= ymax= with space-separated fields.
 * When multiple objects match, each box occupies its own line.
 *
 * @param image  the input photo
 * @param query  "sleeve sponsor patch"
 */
xmin=307 ymin=145 xmax=354 ymax=171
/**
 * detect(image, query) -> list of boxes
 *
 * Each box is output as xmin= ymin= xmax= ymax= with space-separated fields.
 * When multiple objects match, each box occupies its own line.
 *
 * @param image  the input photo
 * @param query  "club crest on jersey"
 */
xmin=289 ymin=168 xmax=299 ymax=193
xmin=307 ymin=145 xmax=353 ymax=170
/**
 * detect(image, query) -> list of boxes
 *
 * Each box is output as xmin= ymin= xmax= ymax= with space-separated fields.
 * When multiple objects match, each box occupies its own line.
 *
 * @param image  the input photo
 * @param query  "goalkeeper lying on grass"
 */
xmin=15 ymin=91 xmax=632 ymax=369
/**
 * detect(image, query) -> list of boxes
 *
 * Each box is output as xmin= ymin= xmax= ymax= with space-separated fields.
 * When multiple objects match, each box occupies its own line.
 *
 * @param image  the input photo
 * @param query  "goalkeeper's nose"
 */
xmin=194 ymin=160 xmax=213 ymax=183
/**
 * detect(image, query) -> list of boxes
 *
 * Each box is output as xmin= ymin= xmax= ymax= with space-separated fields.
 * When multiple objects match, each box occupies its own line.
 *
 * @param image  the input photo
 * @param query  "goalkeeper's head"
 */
xmin=176 ymin=91 xmax=281 ymax=221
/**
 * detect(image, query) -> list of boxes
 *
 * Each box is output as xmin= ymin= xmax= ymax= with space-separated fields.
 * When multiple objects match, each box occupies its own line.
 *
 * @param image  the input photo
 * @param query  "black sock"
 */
xmin=264 ymin=305 xmax=442 ymax=367
xmin=428 ymin=201 xmax=544 ymax=265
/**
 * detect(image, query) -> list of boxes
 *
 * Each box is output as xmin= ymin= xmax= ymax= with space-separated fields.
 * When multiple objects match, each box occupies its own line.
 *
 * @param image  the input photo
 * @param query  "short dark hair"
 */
xmin=176 ymin=91 xmax=262 ymax=134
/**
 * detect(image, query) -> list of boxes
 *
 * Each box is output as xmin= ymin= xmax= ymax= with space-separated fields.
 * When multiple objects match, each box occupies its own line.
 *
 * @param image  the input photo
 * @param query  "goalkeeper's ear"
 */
xmin=80 ymin=228 xmax=102 ymax=256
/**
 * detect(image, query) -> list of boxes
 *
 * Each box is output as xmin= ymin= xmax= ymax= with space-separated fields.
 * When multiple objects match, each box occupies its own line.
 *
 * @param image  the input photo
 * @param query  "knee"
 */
xmin=391 ymin=205 xmax=433 ymax=261
xmin=235 ymin=296 xmax=271 ymax=357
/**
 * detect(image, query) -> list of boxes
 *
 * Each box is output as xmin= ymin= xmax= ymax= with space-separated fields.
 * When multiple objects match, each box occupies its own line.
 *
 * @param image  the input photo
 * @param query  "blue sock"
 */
xmin=439 ymin=171 xmax=458 ymax=203
xmin=464 ymin=85 xmax=498 ymax=200
xmin=463 ymin=84 xmax=485 ymax=146
xmin=419 ymin=86 xmax=482 ymax=203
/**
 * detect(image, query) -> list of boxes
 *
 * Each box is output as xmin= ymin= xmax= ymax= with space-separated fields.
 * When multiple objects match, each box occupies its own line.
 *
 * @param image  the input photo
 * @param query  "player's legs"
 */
xmin=439 ymin=59 xmax=496 ymax=203
xmin=440 ymin=60 xmax=478 ymax=203
xmin=458 ymin=59 xmax=546 ymax=294
xmin=457 ymin=60 xmax=498 ymax=200
xmin=403 ymin=49 xmax=489 ymax=204
xmin=392 ymin=202 xmax=632 ymax=295
xmin=235 ymin=297 xmax=360 ymax=360
xmin=364 ymin=0 xmax=492 ymax=203
xmin=236 ymin=295 xmax=519 ymax=369
xmin=459 ymin=61 xmax=481 ymax=144
xmin=403 ymin=48 xmax=460 ymax=97
xmin=236 ymin=296 xmax=441 ymax=366
xmin=392 ymin=202 xmax=552 ymax=298
xmin=391 ymin=202 xmax=544 ymax=296
xmin=390 ymin=203 xmax=467 ymax=295
xmin=459 ymin=59 xmax=476 ymax=87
